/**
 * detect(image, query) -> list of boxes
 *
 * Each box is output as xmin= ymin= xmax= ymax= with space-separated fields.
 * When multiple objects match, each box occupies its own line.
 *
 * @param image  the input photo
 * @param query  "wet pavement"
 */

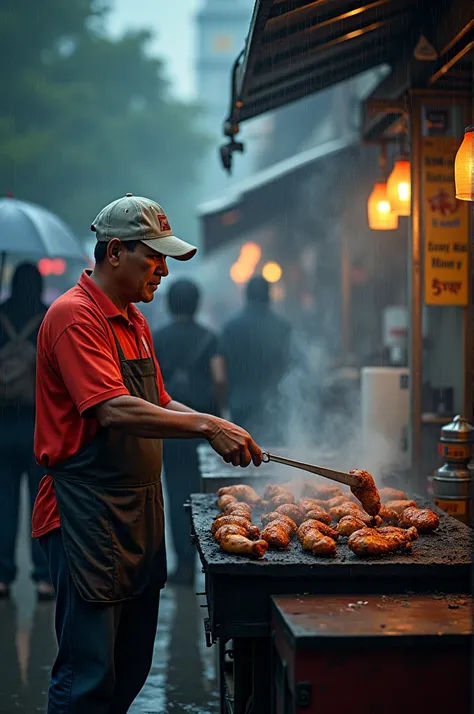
xmin=0 ymin=483 xmax=220 ymax=714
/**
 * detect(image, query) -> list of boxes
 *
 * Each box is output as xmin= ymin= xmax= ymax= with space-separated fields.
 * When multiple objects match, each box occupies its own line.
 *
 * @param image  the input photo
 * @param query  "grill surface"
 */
xmin=192 ymin=493 xmax=471 ymax=575
xmin=191 ymin=493 xmax=472 ymax=639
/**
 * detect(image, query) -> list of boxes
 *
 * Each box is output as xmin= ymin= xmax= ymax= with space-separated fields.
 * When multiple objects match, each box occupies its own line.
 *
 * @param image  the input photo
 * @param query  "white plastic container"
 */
xmin=360 ymin=367 xmax=410 ymax=478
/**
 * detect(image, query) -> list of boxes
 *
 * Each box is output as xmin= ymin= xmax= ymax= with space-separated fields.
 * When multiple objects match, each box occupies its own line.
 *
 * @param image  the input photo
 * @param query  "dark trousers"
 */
xmin=0 ymin=414 xmax=50 ymax=584
xmin=163 ymin=438 xmax=200 ymax=569
xmin=40 ymin=529 xmax=160 ymax=714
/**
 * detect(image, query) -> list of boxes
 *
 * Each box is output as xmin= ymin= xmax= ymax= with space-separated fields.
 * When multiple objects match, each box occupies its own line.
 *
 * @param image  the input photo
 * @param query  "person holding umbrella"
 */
xmin=0 ymin=263 xmax=54 ymax=600
xmin=32 ymin=194 xmax=262 ymax=713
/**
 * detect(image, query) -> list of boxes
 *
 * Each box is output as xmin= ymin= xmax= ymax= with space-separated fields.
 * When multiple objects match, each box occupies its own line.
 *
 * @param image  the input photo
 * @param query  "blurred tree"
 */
xmin=0 ymin=1 xmax=208 ymax=242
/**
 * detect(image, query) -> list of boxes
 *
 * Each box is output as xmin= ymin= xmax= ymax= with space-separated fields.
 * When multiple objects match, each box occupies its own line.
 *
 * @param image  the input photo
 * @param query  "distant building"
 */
xmin=194 ymin=0 xmax=257 ymax=200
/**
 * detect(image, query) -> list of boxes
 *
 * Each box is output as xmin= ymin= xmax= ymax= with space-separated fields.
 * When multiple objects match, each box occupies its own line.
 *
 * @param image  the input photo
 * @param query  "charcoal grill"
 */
xmin=190 ymin=493 xmax=472 ymax=714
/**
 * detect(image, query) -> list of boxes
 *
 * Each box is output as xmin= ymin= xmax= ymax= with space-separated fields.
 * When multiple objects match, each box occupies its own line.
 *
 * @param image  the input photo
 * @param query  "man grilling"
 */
xmin=32 ymin=194 xmax=262 ymax=714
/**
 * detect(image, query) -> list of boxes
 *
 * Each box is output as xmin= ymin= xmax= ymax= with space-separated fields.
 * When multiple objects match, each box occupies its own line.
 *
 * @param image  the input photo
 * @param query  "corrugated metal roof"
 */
xmin=224 ymin=0 xmax=473 ymax=132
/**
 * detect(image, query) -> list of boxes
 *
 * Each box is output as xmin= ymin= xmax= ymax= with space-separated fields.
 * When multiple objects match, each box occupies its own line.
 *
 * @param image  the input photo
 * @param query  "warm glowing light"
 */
xmin=387 ymin=157 xmax=411 ymax=216
xmin=454 ymin=126 xmax=474 ymax=201
xmin=367 ymin=182 xmax=398 ymax=230
xmin=230 ymin=262 xmax=254 ymax=284
xmin=38 ymin=258 xmax=67 ymax=276
xmin=397 ymin=182 xmax=410 ymax=202
xmin=262 ymin=261 xmax=282 ymax=283
xmin=229 ymin=242 xmax=262 ymax=284
xmin=240 ymin=242 xmax=261 ymax=265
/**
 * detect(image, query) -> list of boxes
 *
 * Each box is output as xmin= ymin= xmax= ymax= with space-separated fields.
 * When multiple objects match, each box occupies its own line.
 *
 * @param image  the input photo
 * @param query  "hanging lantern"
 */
xmin=367 ymin=182 xmax=399 ymax=230
xmin=454 ymin=126 xmax=474 ymax=201
xmin=387 ymin=155 xmax=411 ymax=216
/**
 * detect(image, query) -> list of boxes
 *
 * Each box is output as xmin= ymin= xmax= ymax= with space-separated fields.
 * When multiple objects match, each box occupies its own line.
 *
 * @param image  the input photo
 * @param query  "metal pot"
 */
xmin=433 ymin=416 xmax=474 ymax=525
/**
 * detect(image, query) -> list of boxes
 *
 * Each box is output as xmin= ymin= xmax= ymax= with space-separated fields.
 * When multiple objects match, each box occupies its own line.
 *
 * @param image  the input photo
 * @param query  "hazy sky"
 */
xmin=107 ymin=0 xmax=201 ymax=100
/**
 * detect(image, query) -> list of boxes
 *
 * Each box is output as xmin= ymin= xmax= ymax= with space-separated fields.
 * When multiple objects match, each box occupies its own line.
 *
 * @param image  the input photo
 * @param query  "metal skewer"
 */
xmin=261 ymin=451 xmax=358 ymax=488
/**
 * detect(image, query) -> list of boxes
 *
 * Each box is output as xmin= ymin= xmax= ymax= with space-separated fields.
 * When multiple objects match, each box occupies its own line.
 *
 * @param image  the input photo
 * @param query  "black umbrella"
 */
xmin=0 ymin=196 xmax=85 ymax=291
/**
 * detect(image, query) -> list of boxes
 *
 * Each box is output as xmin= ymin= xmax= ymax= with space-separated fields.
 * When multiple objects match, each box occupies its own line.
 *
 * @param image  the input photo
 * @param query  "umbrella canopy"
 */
xmin=0 ymin=197 xmax=85 ymax=259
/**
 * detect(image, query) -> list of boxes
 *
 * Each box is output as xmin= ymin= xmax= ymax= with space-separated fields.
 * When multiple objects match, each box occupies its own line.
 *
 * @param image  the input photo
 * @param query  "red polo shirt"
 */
xmin=32 ymin=270 xmax=171 ymax=539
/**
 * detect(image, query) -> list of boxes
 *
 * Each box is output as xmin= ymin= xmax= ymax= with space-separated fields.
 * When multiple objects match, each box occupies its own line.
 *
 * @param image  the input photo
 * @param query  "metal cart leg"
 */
xmin=217 ymin=638 xmax=228 ymax=714
xmin=233 ymin=638 xmax=253 ymax=714
xmin=251 ymin=638 xmax=272 ymax=714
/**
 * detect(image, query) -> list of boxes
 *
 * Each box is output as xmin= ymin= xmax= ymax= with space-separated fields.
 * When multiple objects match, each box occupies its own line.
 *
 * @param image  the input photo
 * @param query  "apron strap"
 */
xmin=77 ymin=282 xmax=151 ymax=362
xmin=106 ymin=319 xmax=127 ymax=362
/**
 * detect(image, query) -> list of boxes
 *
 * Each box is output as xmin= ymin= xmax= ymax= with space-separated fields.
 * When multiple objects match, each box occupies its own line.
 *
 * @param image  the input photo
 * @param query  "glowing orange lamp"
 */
xmin=454 ymin=126 xmax=474 ymax=201
xmin=386 ymin=155 xmax=411 ymax=216
xmin=367 ymin=182 xmax=398 ymax=230
xmin=262 ymin=261 xmax=282 ymax=283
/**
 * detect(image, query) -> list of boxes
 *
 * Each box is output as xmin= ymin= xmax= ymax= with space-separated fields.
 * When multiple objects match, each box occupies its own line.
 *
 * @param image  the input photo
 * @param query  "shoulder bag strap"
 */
xmin=0 ymin=313 xmax=17 ymax=341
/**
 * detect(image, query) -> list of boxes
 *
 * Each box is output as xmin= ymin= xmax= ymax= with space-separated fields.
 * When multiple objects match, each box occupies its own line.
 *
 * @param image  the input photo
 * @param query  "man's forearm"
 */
xmin=164 ymin=399 xmax=197 ymax=414
xmin=95 ymin=395 xmax=213 ymax=439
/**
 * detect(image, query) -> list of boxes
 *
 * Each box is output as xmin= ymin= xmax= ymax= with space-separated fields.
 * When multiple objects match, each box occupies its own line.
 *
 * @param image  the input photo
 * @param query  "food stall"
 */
xmin=211 ymin=0 xmax=473 ymax=495
xmin=189 ymin=2 xmax=474 ymax=712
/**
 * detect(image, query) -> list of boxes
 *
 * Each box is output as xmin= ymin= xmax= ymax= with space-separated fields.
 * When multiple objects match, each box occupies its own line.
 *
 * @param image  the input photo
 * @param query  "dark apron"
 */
xmin=47 ymin=316 xmax=166 ymax=603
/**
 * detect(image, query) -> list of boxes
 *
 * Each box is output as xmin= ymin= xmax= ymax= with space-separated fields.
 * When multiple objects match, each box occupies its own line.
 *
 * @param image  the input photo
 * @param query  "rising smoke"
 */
xmin=257 ymin=328 xmax=396 ymax=490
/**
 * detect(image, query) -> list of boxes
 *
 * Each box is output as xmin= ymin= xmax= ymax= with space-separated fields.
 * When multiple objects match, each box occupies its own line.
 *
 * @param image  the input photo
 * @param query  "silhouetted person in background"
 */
xmin=153 ymin=279 xmax=224 ymax=585
xmin=219 ymin=275 xmax=292 ymax=444
xmin=0 ymin=263 xmax=53 ymax=600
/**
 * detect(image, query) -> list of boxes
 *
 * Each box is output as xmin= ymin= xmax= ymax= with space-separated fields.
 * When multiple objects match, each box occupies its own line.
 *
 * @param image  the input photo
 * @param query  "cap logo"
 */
xmin=157 ymin=213 xmax=171 ymax=232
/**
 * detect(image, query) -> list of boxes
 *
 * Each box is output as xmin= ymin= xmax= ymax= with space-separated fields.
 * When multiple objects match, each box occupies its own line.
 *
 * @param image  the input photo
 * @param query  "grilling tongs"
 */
xmin=261 ymin=452 xmax=358 ymax=488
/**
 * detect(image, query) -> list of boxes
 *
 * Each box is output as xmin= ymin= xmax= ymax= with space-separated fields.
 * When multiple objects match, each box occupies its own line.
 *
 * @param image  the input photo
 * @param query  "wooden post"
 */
xmin=408 ymin=93 xmax=423 ymax=488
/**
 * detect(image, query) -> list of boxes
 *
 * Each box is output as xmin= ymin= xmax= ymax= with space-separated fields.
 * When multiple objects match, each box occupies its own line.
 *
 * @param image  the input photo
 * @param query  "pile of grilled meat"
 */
xmin=211 ymin=476 xmax=440 ymax=560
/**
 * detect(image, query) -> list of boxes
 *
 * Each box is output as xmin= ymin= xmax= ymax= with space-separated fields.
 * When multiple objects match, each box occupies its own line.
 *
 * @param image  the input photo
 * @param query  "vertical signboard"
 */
xmin=422 ymin=136 xmax=469 ymax=306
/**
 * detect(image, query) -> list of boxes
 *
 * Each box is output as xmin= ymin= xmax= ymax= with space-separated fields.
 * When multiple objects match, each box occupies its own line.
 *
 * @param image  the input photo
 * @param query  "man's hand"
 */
xmin=206 ymin=417 xmax=262 ymax=468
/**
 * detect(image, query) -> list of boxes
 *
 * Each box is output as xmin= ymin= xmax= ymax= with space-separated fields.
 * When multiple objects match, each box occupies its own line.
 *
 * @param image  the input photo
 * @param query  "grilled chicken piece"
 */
xmin=384 ymin=499 xmax=418 ymax=515
xmin=349 ymin=469 xmax=381 ymax=516
xmin=275 ymin=503 xmax=306 ymax=525
xmin=264 ymin=484 xmax=295 ymax=502
xmin=300 ymin=528 xmax=337 ymax=557
xmin=297 ymin=519 xmax=339 ymax=542
xmin=304 ymin=508 xmax=331 ymax=526
xmin=223 ymin=502 xmax=253 ymax=518
xmin=330 ymin=501 xmax=362 ymax=520
xmin=399 ymin=507 xmax=440 ymax=533
xmin=302 ymin=482 xmax=343 ymax=500
xmin=217 ymin=494 xmax=238 ymax=510
xmin=214 ymin=524 xmax=249 ymax=542
xmin=348 ymin=527 xmax=414 ymax=557
xmin=211 ymin=515 xmax=260 ymax=539
xmin=379 ymin=487 xmax=407 ymax=502
xmin=377 ymin=526 xmax=419 ymax=543
xmin=379 ymin=506 xmax=400 ymax=525
xmin=261 ymin=523 xmax=291 ymax=550
xmin=264 ymin=484 xmax=284 ymax=500
xmin=336 ymin=514 xmax=369 ymax=537
xmin=299 ymin=497 xmax=329 ymax=512
xmin=261 ymin=512 xmax=298 ymax=536
xmin=217 ymin=485 xmax=261 ymax=506
xmin=312 ymin=521 xmax=339 ymax=541
xmin=218 ymin=533 xmax=268 ymax=559
xmin=326 ymin=495 xmax=351 ymax=509
xmin=271 ymin=491 xmax=295 ymax=507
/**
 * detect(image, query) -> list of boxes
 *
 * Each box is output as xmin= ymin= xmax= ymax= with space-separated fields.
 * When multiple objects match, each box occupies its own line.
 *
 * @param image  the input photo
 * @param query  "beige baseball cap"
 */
xmin=91 ymin=193 xmax=197 ymax=261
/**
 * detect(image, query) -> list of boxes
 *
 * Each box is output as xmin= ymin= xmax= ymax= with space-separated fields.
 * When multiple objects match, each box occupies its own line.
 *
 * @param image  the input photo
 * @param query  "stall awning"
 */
xmin=224 ymin=0 xmax=471 ymax=133
xmin=198 ymin=134 xmax=357 ymax=253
